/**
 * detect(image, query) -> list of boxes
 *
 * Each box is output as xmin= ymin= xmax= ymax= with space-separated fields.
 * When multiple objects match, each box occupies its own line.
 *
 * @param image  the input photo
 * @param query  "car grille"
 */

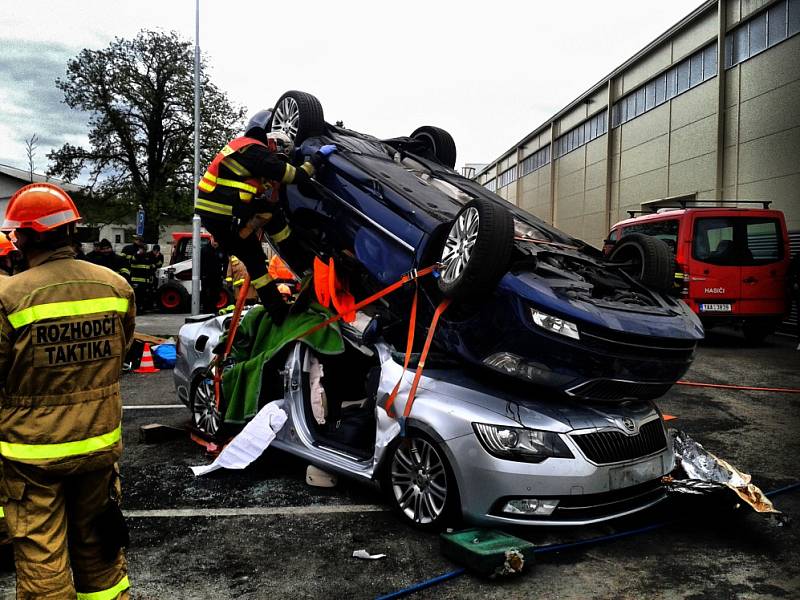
xmin=570 ymin=419 xmax=667 ymax=464
xmin=579 ymin=326 xmax=697 ymax=363
xmin=567 ymin=379 xmax=673 ymax=401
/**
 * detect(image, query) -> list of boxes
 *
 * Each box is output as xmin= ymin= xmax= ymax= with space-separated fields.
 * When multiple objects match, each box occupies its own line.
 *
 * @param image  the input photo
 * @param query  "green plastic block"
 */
xmin=440 ymin=528 xmax=535 ymax=578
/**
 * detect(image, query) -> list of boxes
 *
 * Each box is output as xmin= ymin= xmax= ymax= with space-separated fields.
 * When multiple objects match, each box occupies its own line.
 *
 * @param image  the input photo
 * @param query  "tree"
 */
xmin=25 ymin=134 xmax=39 ymax=182
xmin=47 ymin=30 xmax=246 ymax=241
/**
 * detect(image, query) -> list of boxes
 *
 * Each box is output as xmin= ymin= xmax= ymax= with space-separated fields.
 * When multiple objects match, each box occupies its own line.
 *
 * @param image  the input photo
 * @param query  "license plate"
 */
xmin=700 ymin=303 xmax=732 ymax=312
xmin=609 ymin=455 xmax=664 ymax=490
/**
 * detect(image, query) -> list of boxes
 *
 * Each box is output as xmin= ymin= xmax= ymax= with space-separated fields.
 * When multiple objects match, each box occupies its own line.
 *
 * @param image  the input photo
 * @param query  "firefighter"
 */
xmin=195 ymin=109 xmax=335 ymax=323
xmin=0 ymin=183 xmax=134 ymax=599
xmin=122 ymin=236 xmax=154 ymax=312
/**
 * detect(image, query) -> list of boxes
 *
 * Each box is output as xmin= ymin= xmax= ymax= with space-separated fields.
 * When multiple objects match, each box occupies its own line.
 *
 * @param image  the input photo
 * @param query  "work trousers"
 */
xmin=1 ymin=460 xmax=129 ymax=599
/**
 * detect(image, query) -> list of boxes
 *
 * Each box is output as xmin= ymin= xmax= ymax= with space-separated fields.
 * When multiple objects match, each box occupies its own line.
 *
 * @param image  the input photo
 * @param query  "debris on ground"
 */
xmin=306 ymin=464 xmax=337 ymax=488
xmin=352 ymin=549 xmax=386 ymax=560
xmin=139 ymin=423 xmax=185 ymax=443
xmin=440 ymin=529 xmax=534 ymax=578
xmin=665 ymin=429 xmax=779 ymax=514
xmin=190 ymin=401 xmax=287 ymax=476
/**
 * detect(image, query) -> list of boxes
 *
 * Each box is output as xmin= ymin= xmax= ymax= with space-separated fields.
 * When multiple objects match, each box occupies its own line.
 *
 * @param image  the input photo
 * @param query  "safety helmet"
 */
xmin=245 ymin=109 xmax=273 ymax=134
xmin=1 ymin=183 xmax=82 ymax=232
xmin=265 ymin=131 xmax=294 ymax=158
xmin=0 ymin=232 xmax=16 ymax=256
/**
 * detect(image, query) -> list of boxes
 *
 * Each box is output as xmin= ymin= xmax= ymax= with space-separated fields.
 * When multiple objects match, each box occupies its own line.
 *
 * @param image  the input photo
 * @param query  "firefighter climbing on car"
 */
xmin=0 ymin=183 xmax=134 ymax=599
xmin=195 ymin=108 xmax=336 ymax=323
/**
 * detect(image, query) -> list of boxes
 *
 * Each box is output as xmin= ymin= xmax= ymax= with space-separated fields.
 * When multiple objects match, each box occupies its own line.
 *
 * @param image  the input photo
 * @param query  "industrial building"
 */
xmin=475 ymin=0 xmax=800 ymax=249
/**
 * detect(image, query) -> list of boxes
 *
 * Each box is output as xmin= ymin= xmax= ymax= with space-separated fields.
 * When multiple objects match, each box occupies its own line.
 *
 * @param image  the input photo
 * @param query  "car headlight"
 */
xmin=473 ymin=423 xmax=574 ymax=463
xmin=530 ymin=308 xmax=580 ymax=340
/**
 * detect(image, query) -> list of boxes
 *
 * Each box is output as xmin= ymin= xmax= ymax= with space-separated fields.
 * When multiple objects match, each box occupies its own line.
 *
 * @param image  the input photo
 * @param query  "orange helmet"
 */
xmin=1 ymin=183 xmax=81 ymax=232
xmin=0 ymin=232 xmax=16 ymax=256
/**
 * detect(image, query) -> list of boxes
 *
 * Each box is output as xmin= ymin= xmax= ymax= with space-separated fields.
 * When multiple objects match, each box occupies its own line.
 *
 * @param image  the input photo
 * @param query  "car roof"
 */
xmin=611 ymin=207 xmax=786 ymax=229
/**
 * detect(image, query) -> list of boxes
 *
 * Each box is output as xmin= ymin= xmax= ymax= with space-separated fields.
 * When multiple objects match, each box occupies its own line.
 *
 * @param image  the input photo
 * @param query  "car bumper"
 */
xmin=443 ymin=432 xmax=674 ymax=526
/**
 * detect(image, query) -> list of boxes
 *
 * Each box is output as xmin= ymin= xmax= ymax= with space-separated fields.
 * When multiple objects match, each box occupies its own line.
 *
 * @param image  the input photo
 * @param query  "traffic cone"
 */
xmin=134 ymin=343 xmax=160 ymax=374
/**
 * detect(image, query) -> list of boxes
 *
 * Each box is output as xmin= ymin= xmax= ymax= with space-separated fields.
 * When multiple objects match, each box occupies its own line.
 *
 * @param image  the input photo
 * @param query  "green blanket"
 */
xmin=222 ymin=303 xmax=344 ymax=424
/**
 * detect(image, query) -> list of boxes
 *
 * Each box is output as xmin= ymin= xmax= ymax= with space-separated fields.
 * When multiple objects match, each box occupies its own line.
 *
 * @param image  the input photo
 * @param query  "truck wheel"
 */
xmin=742 ymin=320 xmax=776 ymax=344
xmin=411 ymin=126 xmax=457 ymax=168
xmin=609 ymin=233 xmax=673 ymax=293
xmin=216 ymin=288 xmax=234 ymax=311
xmin=437 ymin=198 xmax=513 ymax=301
xmin=269 ymin=91 xmax=325 ymax=145
xmin=158 ymin=283 xmax=189 ymax=313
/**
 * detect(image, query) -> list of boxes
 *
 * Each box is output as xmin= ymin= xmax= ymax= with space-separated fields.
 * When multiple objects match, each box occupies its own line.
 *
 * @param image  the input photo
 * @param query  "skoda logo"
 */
xmin=622 ymin=417 xmax=636 ymax=433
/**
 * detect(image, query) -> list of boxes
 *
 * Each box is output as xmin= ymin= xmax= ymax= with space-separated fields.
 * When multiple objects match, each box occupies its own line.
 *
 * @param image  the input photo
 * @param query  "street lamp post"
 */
xmin=191 ymin=0 xmax=201 ymax=315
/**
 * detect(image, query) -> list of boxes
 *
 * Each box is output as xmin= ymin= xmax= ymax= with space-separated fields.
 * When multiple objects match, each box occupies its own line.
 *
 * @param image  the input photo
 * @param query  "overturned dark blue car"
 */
xmin=267 ymin=90 xmax=703 ymax=402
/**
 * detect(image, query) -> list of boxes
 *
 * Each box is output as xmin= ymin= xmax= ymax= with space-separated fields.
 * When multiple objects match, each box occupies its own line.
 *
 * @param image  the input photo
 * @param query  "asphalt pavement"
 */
xmin=0 ymin=323 xmax=797 ymax=599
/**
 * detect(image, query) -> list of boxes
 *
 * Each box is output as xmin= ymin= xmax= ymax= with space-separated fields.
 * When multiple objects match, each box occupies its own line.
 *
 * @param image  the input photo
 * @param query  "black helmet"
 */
xmin=245 ymin=109 xmax=273 ymax=136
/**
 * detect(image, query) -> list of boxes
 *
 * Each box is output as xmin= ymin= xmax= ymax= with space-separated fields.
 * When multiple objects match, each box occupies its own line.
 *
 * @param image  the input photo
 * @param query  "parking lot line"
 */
xmin=123 ymin=404 xmax=185 ymax=410
xmin=124 ymin=504 xmax=390 ymax=518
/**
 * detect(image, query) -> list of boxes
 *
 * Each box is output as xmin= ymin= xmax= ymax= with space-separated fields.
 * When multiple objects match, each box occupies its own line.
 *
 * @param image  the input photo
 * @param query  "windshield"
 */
xmin=692 ymin=217 xmax=783 ymax=265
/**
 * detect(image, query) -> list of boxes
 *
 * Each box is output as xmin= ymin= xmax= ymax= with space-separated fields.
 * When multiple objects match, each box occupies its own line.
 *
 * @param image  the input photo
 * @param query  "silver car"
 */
xmin=175 ymin=312 xmax=674 ymax=529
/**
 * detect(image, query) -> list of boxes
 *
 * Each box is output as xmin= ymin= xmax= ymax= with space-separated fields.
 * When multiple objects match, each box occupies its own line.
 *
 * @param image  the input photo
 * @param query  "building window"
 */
xmin=690 ymin=52 xmax=703 ymax=87
xmin=726 ymin=0 xmax=799 ymax=69
xmin=677 ymin=59 xmax=690 ymax=93
xmin=554 ymin=109 xmax=608 ymax=159
xmin=521 ymin=144 xmax=551 ymax=176
xmin=485 ymin=178 xmax=497 ymax=192
xmin=703 ymin=44 xmax=717 ymax=79
xmin=611 ymin=42 xmax=716 ymax=129
xmin=497 ymin=165 xmax=517 ymax=189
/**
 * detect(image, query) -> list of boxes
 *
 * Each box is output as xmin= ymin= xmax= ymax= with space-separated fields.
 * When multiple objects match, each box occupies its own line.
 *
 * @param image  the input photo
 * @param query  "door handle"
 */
xmin=743 ymin=276 xmax=757 ymax=284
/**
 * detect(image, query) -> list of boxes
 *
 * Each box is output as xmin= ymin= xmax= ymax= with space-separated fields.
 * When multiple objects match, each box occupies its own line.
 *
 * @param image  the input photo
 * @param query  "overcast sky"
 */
xmin=0 ymin=0 xmax=704 ymax=178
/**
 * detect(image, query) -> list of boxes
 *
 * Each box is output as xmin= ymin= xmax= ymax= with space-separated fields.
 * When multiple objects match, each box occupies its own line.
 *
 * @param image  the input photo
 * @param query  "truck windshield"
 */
xmin=692 ymin=217 xmax=783 ymax=265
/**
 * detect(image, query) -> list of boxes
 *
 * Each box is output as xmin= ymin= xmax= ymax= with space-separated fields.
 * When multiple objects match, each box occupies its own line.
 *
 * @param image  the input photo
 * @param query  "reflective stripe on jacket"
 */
xmin=196 ymin=137 xmax=269 ymax=218
xmin=0 ymin=247 xmax=135 ymax=466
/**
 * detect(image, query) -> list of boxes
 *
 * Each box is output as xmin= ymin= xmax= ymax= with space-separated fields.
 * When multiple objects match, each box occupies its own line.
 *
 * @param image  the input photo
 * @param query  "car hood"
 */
xmin=420 ymin=365 xmax=660 ymax=433
xmin=500 ymin=271 xmax=704 ymax=340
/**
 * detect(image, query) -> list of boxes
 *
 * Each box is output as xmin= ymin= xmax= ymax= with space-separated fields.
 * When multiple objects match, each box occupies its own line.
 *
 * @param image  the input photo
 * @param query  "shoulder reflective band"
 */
xmin=77 ymin=575 xmax=131 ymax=600
xmin=8 ymin=296 xmax=130 ymax=329
xmin=0 ymin=507 xmax=4 ymax=518
xmin=0 ymin=424 xmax=122 ymax=460
xmin=195 ymin=199 xmax=233 ymax=216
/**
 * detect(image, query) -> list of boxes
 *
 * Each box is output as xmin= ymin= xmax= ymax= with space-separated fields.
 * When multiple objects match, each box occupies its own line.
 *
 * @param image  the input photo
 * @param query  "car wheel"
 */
xmin=437 ymin=198 xmax=514 ymax=300
xmin=216 ymin=288 xmax=234 ymax=311
xmin=383 ymin=432 xmax=460 ymax=530
xmin=269 ymin=90 xmax=325 ymax=145
xmin=411 ymin=126 xmax=457 ymax=168
xmin=158 ymin=283 xmax=189 ymax=313
xmin=189 ymin=373 xmax=223 ymax=437
xmin=608 ymin=233 xmax=673 ymax=292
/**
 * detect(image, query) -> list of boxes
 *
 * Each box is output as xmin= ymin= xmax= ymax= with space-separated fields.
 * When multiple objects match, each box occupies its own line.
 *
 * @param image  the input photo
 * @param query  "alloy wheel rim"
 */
xmin=391 ymin=438 xmax=448 ymax=524
xmin=440 ymin=206 xmax=479 ymax=284
xmin=271 ymin=97 xmax=300 ymax=142
xmin=193 ymin=378 xmax=220 ymax=435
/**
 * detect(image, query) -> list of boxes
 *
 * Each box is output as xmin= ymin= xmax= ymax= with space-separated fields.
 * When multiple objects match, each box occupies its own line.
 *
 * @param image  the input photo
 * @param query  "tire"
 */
xmin=216 ymin=288 xmax=234 ymax=311
xmin=189 ymin=373 xmax=223 ymax=437
xmin=269 ymin=90 xmax=325 ymax=145
xmin=382 ymin=431 xmax=460 ymax=531
xmin=411 ymin=126 xmax=457 ymax=168
xmin=609 ymin=233 xmax=673 ymax=292
xmin=158 ymin=283 xmax=189 ymax=313
xmin=742 ymin=320 xmax=775 ymax=344
xmin=437 ymin=198 xmax=514 ymax=300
